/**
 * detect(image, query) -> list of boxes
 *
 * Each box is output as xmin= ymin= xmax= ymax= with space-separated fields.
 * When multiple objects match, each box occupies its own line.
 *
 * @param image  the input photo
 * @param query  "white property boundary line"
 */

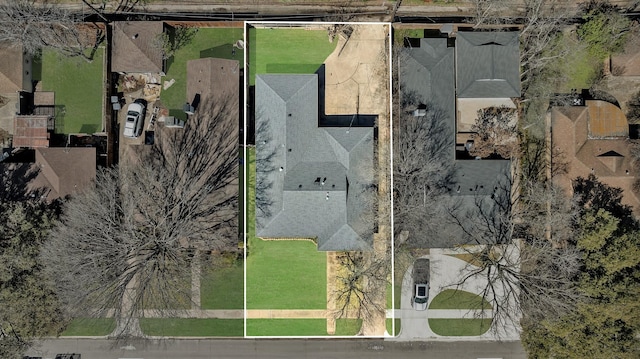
xmin=243 ymin=21 xmax=393 ymax=339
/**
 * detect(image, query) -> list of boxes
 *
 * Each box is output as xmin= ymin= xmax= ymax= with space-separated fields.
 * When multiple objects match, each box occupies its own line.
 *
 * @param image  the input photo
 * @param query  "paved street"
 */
xmin=26 ymin=338 xmax=526 ymax=359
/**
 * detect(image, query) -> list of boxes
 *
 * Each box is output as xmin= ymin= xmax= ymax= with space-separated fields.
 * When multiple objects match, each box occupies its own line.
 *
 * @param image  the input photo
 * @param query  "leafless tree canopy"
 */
xmin=43 ymin=96 xmax=239 ymax=338
xmin=0 ymin=0 xmax=103 ymax=60
xmin=445 ymin=178 xmax=582 ymax=335
xmin=393 ymin=92 xmax=455 ymax=244
xmin=469 ymin=106 xmax=519 ymax=159
xmin=332 ymin=250 xmax=389 ymax=331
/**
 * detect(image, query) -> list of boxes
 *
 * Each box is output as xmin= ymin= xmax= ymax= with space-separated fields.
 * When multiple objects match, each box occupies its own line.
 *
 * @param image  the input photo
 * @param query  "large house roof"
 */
xmin=112 ymin=22 xmax=164 ymax=73
xmin=456 ymin=32 xmax=521 ymax=98
xmin=255 ymin=74 xmax=375 ymax=251
xmin=552 ymin=101 xmax=640 ymax=212
xmin=399 ymin=33 xmax=514 ymax=247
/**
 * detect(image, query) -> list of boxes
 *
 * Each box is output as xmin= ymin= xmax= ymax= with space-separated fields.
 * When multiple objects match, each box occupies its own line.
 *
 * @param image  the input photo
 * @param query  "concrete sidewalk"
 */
xmin=138 ymin=309 xmax=333 ymax=319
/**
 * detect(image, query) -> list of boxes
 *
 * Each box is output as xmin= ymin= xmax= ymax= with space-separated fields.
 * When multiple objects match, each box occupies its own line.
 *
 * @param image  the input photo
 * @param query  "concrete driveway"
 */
xmin=394 ymin=249 xmax=521 ymax=341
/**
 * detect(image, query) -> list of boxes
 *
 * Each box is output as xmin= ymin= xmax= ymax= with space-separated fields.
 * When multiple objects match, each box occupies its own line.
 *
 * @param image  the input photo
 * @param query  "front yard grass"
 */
xmin=246 ymin=146 xmax=326 ymax=310
xmin=428 ymin=318 xmax=492 ymax=336
xmin=140 ymin=318 xmax=243 ymax=337
xmin=162 ymin=27 xmax=243 ymax=119
xmin=248 ymin=27 xmax=338 ymax=85
xmin=200 ymin=260 xmax=243 ymax=310
xmin=40 ymin=49 xmax=104 ymax=134
xmin=428 ymin=289 xmax=493 ymax=310
xmin=246 ymin=319 xmax=360 ymax=336
xmin=60 ymin=318 xmax=115 ymax=336
xmin=246 ymin=238 xmax=326 ymax=309
xmin=386 ymin=318 xmax=401 ymax=336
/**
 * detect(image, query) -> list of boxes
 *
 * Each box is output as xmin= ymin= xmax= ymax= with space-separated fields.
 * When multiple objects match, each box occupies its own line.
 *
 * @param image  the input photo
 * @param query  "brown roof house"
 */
xmin=0 ymin=42 xmax=32 ymax=93
xmin=112 ymin=22 xmax=165 ymax=74
xmin=0 ymin=147 xmax=96 ymax=201
xmin=551 ymin=100 xmax=640 ymax=212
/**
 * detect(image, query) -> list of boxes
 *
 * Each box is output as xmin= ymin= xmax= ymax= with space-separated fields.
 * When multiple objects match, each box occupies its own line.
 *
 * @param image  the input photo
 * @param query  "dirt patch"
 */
xmin=323 ymin=24 xmax=389 ymax=117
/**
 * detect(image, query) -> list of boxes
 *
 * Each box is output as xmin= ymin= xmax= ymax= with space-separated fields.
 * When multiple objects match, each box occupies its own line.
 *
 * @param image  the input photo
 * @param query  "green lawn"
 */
xmin=200 ymin=261 xmax=244 ymax=309
xmin=428 ymin=289 xmax=493 ymax=310
xmin=248 ymin=27 xmax=338 ymax=85
xmin=246 ymin=319 xmax=360 ymax=336
xmin=40 ymin=49 xmax=104 ymax=134
xmin=246 ymin=146 xmax=326 ymax=309
xmin=393 ymin=28 xmax=424 ymax=45
xmin=556 ymin=33 xmax=602 ymax=92
xmin=162 ymin=28 xmax=243 ymax=119
xmin=428 ymin=318 xmax=492 ymax=336
xmin=386 ymin=318 xmax=401 ymax=337
xmin=247 ymin=238 xmax=326 ymax=309
xmin=60 ymin=318 xmax=115 ymax=336
xmin=140 ymin=318 xmax=243 ymax=337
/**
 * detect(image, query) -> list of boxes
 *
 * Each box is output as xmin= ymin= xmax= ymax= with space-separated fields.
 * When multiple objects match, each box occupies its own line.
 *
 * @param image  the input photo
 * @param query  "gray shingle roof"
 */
xmin=456 ymin=32 xmax=521 ymax=98
xmin=255 ymin=74 xmax=374 ymax=251
xmin=399 ymin=34 xmax=515 ymax=248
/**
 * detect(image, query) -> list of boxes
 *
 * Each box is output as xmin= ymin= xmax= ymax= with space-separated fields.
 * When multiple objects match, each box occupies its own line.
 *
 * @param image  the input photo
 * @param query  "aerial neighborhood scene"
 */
xmin=0 ymin=0 xmax=639 ymax=358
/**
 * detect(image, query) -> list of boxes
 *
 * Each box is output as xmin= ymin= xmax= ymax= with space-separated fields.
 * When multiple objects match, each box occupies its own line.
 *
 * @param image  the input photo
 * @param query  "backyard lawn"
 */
xmin=246 ymin=319 xmax=360 ymax=336
xmin=161 ymin=27 xmax=243 ymax=119
xmin=140 ymin=318 xmax=243 ymax=337
xmin=248 ymin=27 xmax=338 ymax=85
xmin=39 ymin=49 xmax=104 ymax=134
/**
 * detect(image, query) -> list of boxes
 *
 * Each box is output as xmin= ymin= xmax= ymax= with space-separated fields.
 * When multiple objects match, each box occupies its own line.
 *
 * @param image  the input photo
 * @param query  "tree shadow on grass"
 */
xmin=200 ymin=44 xmax=238 ymax=60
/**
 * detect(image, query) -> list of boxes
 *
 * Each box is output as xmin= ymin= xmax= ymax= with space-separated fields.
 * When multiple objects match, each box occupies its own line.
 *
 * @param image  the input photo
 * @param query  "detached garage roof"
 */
xmin=456 ymin=32 xmax=521 ymax=98
xmin=112 ymin=22 xmax=164 ymax=73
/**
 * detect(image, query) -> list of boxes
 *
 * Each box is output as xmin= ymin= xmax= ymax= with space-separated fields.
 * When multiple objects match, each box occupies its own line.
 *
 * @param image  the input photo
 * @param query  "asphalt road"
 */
xmin=27 ymin=338 xmax=526 ymax=359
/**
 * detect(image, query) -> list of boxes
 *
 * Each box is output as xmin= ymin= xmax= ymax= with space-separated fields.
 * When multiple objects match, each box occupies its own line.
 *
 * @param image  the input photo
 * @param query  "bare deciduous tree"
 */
xmin=332 ymin=249 xmax=389 ymax=334
xmin=43 ymin=96 xmax=239 ymax=338
xmin=469 ymin=106 xmax=519 ymax=159
xmin=444 ymin=179 xmax=582 ymax=336
xmin=392 ymin=92 xmax=455 ymax=244
xmin=0 ymin=0 xmax=103 ymax=61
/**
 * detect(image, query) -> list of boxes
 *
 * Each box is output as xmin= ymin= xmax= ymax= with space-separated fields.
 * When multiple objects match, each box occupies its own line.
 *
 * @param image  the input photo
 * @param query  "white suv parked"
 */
xmin=123 ymin=99 xmax=146 ymax=138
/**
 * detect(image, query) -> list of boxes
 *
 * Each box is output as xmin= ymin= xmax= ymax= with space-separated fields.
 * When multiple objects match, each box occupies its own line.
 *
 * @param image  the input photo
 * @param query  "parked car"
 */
xmin=54 ymin=355 xmax=81 ymax=359
xmin=412 ymin=258 xmax=430 ymax=311
xmin=123 ymin=99 xmax=146 ymax=138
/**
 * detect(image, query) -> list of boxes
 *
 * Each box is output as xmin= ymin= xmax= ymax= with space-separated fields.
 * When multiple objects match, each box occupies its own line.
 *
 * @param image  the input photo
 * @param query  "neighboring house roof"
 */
xmin=187 ymin=57 xmax=239 ymax=104
xmin=456 ymin=32 xmax=521 ymax=98
xmin=112 ymin=22 xmax=164 ymax=73
xmin=399 ymin=34 xmax=513 ymax=248
xmin=13 ymin=115 xmax=50 ymax=147
xmin=0 ymin=42 xmax=31 ymax=93
xmin=611 ymin=31 xmax=640 ymax=76
xmin=33 ymin=147 xmax=96 ymax=200
xmin=552 ymin=100 xmax=640 ymax=212
xmin=0 ymin=148 xmax=96 ymax=200
xmin=255 ymin=74 xmax=375 ymax=251
xmin=402 ymin=37 xmax=455 ymax=135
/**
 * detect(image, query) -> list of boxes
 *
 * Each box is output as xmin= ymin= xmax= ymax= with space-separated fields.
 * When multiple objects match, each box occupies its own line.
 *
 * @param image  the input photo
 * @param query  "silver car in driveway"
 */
xmin=412 ymin=258 xmax=430 ymax=311
xmin=123 ymin=99 xmax=146 ymax=138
